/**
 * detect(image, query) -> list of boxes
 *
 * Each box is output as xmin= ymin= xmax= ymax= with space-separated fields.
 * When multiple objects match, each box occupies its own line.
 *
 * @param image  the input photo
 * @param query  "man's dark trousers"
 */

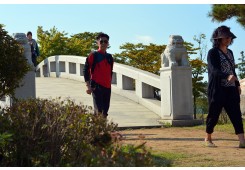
xmin=92 ymin=84 xmax=111 ymax=118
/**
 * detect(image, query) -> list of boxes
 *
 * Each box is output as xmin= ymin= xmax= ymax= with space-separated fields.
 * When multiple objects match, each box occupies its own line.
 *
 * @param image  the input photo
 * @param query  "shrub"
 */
xmin=0 ymin=98 xmax=154 ymax=166
xmin=0 ymin=24 xmax=30 ymax=99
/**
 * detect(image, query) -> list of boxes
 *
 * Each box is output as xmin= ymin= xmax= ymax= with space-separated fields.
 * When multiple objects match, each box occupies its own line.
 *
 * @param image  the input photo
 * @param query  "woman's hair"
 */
xmin=211 ymin=25 xmax=236 ymax=48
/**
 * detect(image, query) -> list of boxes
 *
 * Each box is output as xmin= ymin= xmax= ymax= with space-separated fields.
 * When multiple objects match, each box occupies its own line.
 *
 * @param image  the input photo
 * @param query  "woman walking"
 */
xmin=205 ymin=25 xmax=245 ymax=148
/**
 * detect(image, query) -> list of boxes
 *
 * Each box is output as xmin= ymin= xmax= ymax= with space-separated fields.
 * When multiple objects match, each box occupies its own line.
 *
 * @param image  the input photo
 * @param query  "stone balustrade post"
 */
xmin=135 ymin=79 xmax=142 ymax=98
xmin=117 ymin=73 xmax=123 ymax=89
xmin=13 ymin=33 xmax=36 ymax=99
xmin=65 ymin=60 xmax=69 ymax=75
xmin=159 ymin=35 xmax=202 ymax=126
xmin=55 ymin=55 xmax=60 ymax=77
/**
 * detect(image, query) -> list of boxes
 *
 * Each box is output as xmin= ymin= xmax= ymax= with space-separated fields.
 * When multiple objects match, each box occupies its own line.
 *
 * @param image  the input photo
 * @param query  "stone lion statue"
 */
xmin=161 ymin=35 xmax=189 ymax=67
xmin=13 ymin=33 xmax=33 ymax=67
xmin=13 ymin=33 xmax=28 ymax=44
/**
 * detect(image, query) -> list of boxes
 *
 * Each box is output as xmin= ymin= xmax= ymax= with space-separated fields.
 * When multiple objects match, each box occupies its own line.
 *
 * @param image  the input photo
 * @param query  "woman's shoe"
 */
xmin=204 ymin=140 xmax=217 ymax=147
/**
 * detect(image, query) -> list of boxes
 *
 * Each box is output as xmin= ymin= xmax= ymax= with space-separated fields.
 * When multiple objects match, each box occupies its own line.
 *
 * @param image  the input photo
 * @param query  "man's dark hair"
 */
xmin=27 ymin=31 xmax=32 ymax=36
xmin=96 ymin=32 xmax=109 ymax=40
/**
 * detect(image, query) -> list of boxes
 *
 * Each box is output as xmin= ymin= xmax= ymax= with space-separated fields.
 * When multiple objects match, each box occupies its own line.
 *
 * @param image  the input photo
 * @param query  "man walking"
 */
xmin=83 ymin=32 xmax=114 ymax=118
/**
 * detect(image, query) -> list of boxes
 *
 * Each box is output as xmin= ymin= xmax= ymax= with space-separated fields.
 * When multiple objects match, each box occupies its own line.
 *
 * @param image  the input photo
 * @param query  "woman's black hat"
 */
xmin=212 ymin=25 xmax=236 ymax=39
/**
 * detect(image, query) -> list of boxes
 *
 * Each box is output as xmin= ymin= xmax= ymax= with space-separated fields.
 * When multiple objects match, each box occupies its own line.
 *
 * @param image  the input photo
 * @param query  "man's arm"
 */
xmin=83 ymin=53 xmax=94 ymax=94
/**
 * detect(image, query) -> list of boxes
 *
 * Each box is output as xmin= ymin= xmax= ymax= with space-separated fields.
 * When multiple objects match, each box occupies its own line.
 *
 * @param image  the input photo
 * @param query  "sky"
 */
xmin=1 ymin=2 xmax=245 ymax=81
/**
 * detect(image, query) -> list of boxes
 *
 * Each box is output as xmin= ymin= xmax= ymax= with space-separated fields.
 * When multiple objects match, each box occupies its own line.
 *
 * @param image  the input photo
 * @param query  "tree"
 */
xmin=37 ymin=27 xmax=101 ymax=63
xmin=190 ymin=58 xmax=208 ymax=119
xmin=238 ymin=51 xmax=245 ymax=79
xmin=183 ymin=41 xmax=199 ymax=56
xmin=193 ymin=34 xmax=207 ymax=61
xmin=185 ymin=34 xmax=208 ymax=119
xmin=68 ymin=32 xmax=100 ymax=57
xmin=113 ymin=43 xmax=166 ymax=74
xmin=0 ymin=24 xmax=30 ymax=99
xmin=37 ymin=26 xmax=69 ymax=62
xmin=208 ymin=4 xmax=245 ymax=28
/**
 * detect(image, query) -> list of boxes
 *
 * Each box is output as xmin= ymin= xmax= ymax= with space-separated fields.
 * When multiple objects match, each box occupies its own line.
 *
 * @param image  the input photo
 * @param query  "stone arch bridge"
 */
xmin=35 ymin=55 xmax=162 ymax=128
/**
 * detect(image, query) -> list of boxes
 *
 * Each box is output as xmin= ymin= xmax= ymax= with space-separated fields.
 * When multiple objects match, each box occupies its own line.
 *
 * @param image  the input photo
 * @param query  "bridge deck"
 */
xmin=36 ymin=77 xmax=162 ymax=128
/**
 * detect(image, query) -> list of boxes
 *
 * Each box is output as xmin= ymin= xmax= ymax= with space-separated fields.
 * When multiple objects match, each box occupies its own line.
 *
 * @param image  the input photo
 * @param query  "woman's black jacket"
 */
xmin=207 ymin=47 xmax=240 ymax=103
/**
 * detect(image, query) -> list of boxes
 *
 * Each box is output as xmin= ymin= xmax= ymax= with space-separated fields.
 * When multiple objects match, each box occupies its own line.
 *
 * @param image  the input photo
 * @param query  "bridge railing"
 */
xmin=36 ymin=55 xmax=161 ymax=116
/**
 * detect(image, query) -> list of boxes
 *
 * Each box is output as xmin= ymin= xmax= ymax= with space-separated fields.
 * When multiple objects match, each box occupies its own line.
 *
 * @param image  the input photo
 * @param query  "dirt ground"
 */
xmin=118 ymin=127 xmax=245 ymax=167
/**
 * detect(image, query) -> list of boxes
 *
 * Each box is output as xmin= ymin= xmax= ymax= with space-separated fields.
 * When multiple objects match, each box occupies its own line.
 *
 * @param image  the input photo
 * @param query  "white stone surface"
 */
xmin=160 ymin=66 xmax=194 ymax=120
xmin=13 ymin=33 xmax=36 ymax=99
xmin=239 ymin=78 xmax=245 ymax=116
xmin=36 ymin=77 xmax=162 ymax=128
xmin=161 ymin=35 xmax=189 ymax=67
xmin=159 ymin=35 xmax=194 ymax=124
xmin=0 ymin=96 xmax=11 ymax=108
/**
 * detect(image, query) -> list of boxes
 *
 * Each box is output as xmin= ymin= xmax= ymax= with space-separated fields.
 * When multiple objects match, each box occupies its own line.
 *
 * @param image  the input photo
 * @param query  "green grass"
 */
xmin=149 ymin=149 xmax=240 ymax=167
xmin=150 ymin=152 xmax=188 ymax=167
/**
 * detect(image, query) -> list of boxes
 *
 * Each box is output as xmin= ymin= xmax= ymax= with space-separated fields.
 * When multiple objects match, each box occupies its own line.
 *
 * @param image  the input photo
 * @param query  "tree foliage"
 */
xmin=190 ymin=59 xmax=207 ymax=96
xmin=183 ymin=41 xmax=199 ymax=56
xmin=68 ymin=32 xmax=99 ymax=56
xmin=208 ymin=4 xmax=245 ymax=28
xmin=113 ymin=43 xmax=166 ymax=74
xmin=0 ymin=24 xmax=30 ymax=99
xmin=37 ymin=26 xmax=100 ymax=63
xmin=238 ymin=51 xmax=245 ymax=79
xmin=185 ymin=34 xmax=208 ymax=119
xmin=37 ymin=26 xmax=68 ymax=62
